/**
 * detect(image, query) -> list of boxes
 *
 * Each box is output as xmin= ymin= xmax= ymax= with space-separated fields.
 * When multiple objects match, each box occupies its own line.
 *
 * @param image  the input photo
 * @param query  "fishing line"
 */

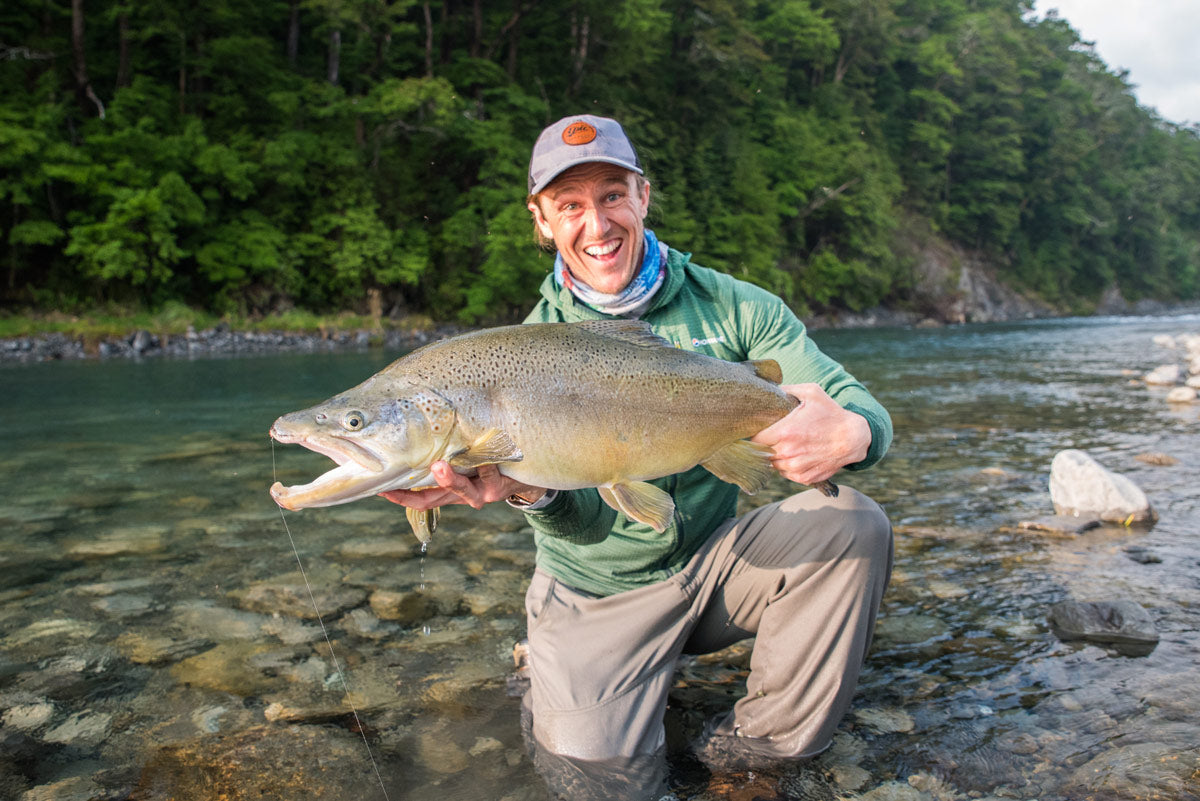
xmin=272 ymin=440 xmax=392 ymax=801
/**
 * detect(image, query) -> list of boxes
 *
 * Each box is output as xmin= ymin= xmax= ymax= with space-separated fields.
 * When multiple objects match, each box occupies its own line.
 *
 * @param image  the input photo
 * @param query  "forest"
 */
xmin=2 ymin=0 xmax=1198 ymax=325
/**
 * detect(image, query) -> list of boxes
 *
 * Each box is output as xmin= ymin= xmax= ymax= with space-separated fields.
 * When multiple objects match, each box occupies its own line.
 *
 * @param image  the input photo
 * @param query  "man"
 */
xmin=383 ymin=115 xmax=892 ymax=789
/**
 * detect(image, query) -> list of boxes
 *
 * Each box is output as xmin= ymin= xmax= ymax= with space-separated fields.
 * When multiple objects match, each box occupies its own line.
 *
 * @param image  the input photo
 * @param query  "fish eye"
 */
xmin=342 ymin=411 xmax=366 ymax=431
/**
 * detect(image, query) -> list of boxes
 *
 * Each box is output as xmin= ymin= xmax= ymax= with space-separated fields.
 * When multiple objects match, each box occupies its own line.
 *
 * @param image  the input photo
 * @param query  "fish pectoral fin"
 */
xmin=405 ymin=506 xmax=439 ymax=544
xmin=597 ymin=481 xmax=676 ymax=533
xmin=446 ymin=428 xmax=524 ymax=469
xmin=745 ymin=358 xmax=783 ymax=384
xmin=700 ymin=440 xmax=776 ymax=495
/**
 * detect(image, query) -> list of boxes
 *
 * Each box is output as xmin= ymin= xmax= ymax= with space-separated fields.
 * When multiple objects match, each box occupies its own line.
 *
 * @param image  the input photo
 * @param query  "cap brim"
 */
xmin=530 ymin=156 xmax=644 ymax=195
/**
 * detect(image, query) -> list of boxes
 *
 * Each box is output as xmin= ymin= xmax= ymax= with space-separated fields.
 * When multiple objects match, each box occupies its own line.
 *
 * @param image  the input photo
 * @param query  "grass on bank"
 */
xmin=0 ymin=301 xmax=437 ymax=342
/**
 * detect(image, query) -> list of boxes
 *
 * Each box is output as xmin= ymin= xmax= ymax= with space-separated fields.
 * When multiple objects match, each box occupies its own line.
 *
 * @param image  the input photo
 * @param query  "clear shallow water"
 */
xmin=1 ymin=315 xmax=1198 ymax=800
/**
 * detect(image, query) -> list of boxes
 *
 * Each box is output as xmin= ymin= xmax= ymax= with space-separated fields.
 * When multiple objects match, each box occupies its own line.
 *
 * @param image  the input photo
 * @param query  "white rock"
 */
xmin=1151 ymin=334 xmax=1175 ymax=348
xmin=1187 ymin=375 xmax=1200 ymax=389
xmin=2 ymin=701 xmax=54 ymax=731
xmin=43 ymin=711 xmax=112 ymax=746
xmin=1049 ymin=449 xmax=1155 ymax=524
xmin=1143 ymin=364 xmax=1180 ymax=385
xmin=1165 ymin=386 xmax=1198 ymax=403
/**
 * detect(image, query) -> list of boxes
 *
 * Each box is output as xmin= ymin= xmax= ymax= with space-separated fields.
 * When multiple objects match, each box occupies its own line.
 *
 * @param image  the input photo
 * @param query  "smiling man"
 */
xmin=383 ymin=115 xmax=894 ymax=796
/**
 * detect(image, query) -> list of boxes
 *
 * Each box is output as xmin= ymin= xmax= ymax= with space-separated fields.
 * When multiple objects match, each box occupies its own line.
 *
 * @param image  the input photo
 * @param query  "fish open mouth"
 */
xmin=269 ymin=424 xmax=418 ymax=509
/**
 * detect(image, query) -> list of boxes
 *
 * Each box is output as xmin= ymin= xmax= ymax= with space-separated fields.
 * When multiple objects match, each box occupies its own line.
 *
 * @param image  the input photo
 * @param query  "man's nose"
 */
xmin=582 ymin=206 xmax=608 ymax=236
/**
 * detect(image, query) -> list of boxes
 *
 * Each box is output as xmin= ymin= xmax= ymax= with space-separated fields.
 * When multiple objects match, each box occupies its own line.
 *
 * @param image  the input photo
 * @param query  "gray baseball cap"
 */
xmin=528 ymin=115 xmax=643 ymax=194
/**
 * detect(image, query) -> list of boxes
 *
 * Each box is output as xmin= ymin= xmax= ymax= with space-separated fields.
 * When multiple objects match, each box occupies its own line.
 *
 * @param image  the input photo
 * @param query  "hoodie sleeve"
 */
xmin=734 ymin=280 xmax=892 ymax=470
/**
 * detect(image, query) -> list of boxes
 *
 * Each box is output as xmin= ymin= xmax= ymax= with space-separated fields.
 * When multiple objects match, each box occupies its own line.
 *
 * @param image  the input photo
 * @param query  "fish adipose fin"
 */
xmin=700 ymin=440 xmax=776 ymax=495
xmin=573 ymin=319 xmax=673 ymax=349
xmin=597 ymin=481 xmax=676 ymax=532
xmin=406 ymin=506 xmax=440 ymax=544
xmin=447 ymin=428 xmax=524 ymax=469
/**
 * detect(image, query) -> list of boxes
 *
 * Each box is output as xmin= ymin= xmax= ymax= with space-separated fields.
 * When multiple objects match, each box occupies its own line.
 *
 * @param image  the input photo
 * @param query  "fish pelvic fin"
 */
xmin=700 ymin=439 xmax=777 ymax=495
xmin=446 ymin=428 xmax=524 ymax=469
xmin=745 ymin=358 xmax=783 ymax=384
xmin=573 ymin=319 xmax=672 ymax=349
xmin=597 ymin=481 xmax=676 ymax=533
xmin=405 ymin=506 xmax=439 ymax=544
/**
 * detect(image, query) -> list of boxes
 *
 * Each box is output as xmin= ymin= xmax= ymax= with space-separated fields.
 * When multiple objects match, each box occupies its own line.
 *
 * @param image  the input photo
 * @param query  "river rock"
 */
xmin=1067 ymin=742 xmax=1199 ymax=799
xmin=1143 ymin=364 xmax=1180 ymax=385
xmin=874 ymin=613 xmax=950 ymax=645
xmin=1187 ymin=374 xmax=1200 ymax=388
xmin=1048 ymin=450 xmax=1155 ymax=524
xmin=227 ymin=576 xmax=368 ymax=620
xmin=19 ymin=776 xmax=101 ymax=801
xmin=132 ymin=723 xmax=387 ymax=800
xmin=1047 ymin=600 xmax=1159 ymax=656
xmin=853 ymin=706 xmax=915 ymax=734
xmin=1165 ymin=386 xmax=1198 ymax=403
xmin=42 ymin=711 xmax=113 ymax=746
xmin=2 ymin=701 xmax=54 ymax=731
xmin=168 ymin=642 xmax=290 ymax=696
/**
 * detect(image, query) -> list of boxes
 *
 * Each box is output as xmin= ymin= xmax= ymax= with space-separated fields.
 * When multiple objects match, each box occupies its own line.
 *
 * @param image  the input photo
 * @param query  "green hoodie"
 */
xmin=520 ymin=247 xmax=892 ymax=596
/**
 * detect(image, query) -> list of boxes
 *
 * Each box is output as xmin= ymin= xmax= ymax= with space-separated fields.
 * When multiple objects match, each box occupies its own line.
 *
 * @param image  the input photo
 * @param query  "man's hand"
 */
xmin=378 ymin=461 xmax=546 ymax=511
xmin=751 ymin=383 xmax=872 ymax=486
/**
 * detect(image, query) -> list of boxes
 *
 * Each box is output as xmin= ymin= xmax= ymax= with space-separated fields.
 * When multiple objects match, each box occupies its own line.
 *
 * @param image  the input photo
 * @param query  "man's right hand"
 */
xmin=379 ymin=461 xmax=545 ymax=511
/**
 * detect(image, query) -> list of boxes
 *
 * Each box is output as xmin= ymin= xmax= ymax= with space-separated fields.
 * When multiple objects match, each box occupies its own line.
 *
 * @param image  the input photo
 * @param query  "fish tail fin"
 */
xmin=744 ymin=359 xmax=783 ymax=384
xmin=405 ymin=506 xmax=439 ymax=544
xmin=597 ymin=481 xmax=676 ymax=532
xmin=700 ymin=440 xmax=777 ymax=495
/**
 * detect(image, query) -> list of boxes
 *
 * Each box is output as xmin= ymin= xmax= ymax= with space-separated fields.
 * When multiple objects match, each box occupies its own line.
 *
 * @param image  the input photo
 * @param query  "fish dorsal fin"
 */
xmin=700 ymin=439 xmax=777 ymax=495
xmin=572 ymin=320 xmax=673 ymax=349
xmin=745 ymin=359 xmax=783 ymax=384
xmin=597 ymin=481 xmax=676 ymax=532
xmin=447 ymin=428 xmax=524 ymax=469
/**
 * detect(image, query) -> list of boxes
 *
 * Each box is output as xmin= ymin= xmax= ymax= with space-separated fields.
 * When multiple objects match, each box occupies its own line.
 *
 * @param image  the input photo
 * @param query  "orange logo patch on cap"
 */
xmin=562 ymin=121 xmax=597 ymax=146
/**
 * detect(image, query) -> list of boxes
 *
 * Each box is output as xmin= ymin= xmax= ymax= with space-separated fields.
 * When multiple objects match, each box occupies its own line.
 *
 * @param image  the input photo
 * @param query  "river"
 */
xmin=1 ymin=314 xmax=1198 ymax=800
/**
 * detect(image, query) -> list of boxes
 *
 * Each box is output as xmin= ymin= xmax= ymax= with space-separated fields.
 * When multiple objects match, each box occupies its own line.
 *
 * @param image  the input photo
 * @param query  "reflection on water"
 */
xmin=1 ymin=315 xmax=1199 ymax=800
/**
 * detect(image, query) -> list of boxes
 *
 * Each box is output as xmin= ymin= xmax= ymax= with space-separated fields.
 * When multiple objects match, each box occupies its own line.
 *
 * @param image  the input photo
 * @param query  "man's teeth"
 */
xmin=585 ymin=241 xmax=620 ymax=257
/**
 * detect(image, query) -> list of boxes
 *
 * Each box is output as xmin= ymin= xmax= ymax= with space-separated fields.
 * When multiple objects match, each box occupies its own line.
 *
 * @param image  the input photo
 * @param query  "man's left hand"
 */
xmin=751 ymin=383 xmax=871 ymax=486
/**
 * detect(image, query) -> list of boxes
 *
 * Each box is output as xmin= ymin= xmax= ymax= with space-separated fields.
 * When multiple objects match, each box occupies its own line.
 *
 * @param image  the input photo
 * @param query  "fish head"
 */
xmin=268 ymin=377 xmax=460 ymax=509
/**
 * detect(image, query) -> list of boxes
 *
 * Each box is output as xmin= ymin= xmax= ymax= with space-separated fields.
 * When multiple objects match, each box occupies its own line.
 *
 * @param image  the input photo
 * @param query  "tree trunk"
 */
xmin=327 ymin=29 xmax=341 ymax=85
xmin=472 ymin=0 xmax=484 ymax=58
xmin=506 ymin=0 xmax=520 ymax=78
xmin=71 ymin=0 xmax=105 ymax=118
xmin=569 ymin=8 xmax=589 ymax=96
xmin=287 ymin=0 xmax=300 ymax=66
xmin=423 ymin=2 xmax=434 ymax=76
xmin=116 ymin=5 xmax=131 ymax=88
xmin=178 ymin=31 xmax=187 ymax=115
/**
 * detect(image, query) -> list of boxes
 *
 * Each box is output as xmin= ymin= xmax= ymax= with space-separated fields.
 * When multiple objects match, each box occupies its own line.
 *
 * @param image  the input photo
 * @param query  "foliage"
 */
xmin=1 ymin=0 xmax=1197 ymax=324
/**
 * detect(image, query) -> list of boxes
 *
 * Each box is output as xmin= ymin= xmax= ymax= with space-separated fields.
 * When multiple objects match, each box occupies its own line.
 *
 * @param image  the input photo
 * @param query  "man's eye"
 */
xmin=605 ymin=193 xmax=622 ymax=202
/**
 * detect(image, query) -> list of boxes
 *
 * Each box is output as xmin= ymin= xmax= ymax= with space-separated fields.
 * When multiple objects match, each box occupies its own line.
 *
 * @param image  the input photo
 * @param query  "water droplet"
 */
xmin=420 ymin=541 xmax=428 ymax=554
xmin=422 ymin=625 xmax=431 ymax=636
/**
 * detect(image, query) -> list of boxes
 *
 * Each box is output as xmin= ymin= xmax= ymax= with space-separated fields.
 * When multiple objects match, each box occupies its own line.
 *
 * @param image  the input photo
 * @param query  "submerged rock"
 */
xmin=1048 ymin=600 xmax=1159 ymax=656
xmin=132 ymin=724 xmax=388 ymax=800
xmin=1067 ymin=742 xmax=1199 ymax=799
xmin=1048 ymin=450 xmax=1155 ymax=524
xmin=227 ymin=577 xmax=368 ymax=620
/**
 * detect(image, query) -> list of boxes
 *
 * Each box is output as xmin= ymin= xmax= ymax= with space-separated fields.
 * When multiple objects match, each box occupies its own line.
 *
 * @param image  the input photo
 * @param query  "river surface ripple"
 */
xmin=1 ymin=314 xmax=1198 ymax=800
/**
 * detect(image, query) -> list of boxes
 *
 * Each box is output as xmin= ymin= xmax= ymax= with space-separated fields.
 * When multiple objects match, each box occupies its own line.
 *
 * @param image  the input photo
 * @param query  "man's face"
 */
xmin=529 ymin=163 xmax=651 ymax=295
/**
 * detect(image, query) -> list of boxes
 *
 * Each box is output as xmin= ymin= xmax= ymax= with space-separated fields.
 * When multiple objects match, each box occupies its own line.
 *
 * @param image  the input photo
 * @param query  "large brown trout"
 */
xmin=269 ymin=320 xmax=834 ymax=541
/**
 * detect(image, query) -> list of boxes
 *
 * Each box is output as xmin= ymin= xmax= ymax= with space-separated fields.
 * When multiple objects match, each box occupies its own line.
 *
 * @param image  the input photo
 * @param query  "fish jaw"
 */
xmin=268 ymin=416 xmax=435 ymax=509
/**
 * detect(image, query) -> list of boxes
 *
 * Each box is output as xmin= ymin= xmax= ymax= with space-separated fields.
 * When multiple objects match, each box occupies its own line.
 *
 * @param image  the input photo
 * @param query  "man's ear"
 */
xmin=638 ymin=180 xmax=651 ymax=218
xmin=528 ymin=199 xmax=554 ymax=240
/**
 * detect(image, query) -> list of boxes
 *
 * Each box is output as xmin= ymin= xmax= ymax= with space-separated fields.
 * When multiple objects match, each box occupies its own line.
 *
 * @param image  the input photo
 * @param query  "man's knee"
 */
xmin=777 ymin=485 xmax=892 ymax=563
